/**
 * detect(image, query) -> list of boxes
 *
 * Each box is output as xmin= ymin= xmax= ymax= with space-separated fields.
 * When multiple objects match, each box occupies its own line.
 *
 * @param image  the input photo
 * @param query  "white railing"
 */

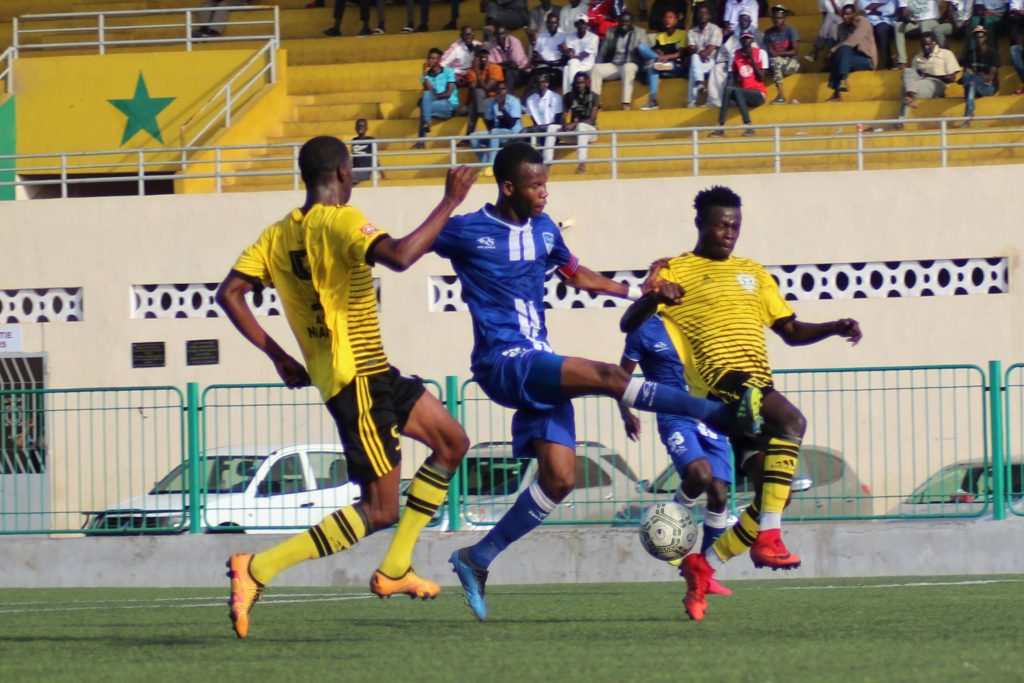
xmin=1 ymin=114 xmax=1022 ymax=199
xmin=11 ymin=5 xmax=279 ymax=56
xmin=0 ymin=47 xmax=13 ymax=93
xmin=180 ymin=40 xmax=278 ymax=148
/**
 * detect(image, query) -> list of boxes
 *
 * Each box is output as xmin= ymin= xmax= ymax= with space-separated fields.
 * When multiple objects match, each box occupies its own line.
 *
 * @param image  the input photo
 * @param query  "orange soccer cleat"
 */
xmin=227 ymin=553 xmax=263 ymax=639
xmin=750 ymin=529 xmax=802 ymax=570
xmin=680 ymin=553 xmax=714 ymax=621
xmin=370 ymin=568 xmax=440 ymax=600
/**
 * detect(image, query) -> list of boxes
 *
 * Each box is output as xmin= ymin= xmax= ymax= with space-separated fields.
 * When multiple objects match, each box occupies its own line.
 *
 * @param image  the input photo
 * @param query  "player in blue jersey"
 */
xmin=618 ymin=314 xmax=733 ymax=596
xmin=433 ymin=142 xmax=762 ymax=621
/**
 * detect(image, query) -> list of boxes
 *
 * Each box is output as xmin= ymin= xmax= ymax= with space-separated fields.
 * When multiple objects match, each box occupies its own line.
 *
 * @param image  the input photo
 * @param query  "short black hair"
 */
xmin=428 ymin=47 xmax=443 ymax=57
xmin=298 ymin=135 xmax=349 ymax=187
xmin=693 ymin=185 xmax=742 ymax=222
xmin=920 ymin=30 xmax=936 ymax=41
xmin=841 ymin=3 xmax=855 ymax=11
xmin=494 ymin=142 xmax=544 ymax=183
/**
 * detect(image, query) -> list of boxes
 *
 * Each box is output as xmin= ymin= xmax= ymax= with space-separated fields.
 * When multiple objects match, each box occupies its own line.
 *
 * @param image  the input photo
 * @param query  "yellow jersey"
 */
xmin=232 ymin=204 xmax=389 ymax=401
xmin=657 ymin=252 xmax=793 ymax=397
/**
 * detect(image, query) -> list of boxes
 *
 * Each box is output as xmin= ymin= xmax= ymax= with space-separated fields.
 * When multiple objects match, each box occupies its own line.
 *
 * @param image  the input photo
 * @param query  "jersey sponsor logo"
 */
xmin=666 ymin=431 xmax=687 ymax=455
xmin=737 ymin=273 xmax=756 ymax=292
xmin=640 ymin=381 xmax=656 ymax=406
xmin=477 ymin=236 xmax=496 ymax=249
xmin=361 ymin=223 xmax=379 ymax=236
xmin=542 ymin=231 xmax=555 ymax=254
xmin=697 ymin=422 xmax=720 ymax=440
xmin=652 ymin=341 xmax=670 ymax=352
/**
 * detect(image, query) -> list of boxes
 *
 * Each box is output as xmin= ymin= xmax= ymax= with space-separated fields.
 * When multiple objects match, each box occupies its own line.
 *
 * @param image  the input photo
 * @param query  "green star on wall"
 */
xmin=107 ymin=73 xmax=175 ymax=146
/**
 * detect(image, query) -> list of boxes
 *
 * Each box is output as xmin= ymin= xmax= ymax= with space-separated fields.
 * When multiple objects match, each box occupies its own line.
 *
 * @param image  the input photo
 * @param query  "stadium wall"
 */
xmin=2 ymin=164 xmax=1022 ymax=392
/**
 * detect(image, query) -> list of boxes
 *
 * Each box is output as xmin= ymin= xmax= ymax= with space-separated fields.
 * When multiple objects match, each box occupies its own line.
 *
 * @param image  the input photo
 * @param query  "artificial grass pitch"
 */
xmin=1 ymin=576 xmax=1021 ymax=683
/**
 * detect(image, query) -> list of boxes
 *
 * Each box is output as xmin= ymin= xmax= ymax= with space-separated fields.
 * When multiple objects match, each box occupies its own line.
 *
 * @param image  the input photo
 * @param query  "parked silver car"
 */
xmin=613 ymin=444 xmax=871 ymax=524
xmin=434 ymin=440 xmax=639 ymax=529
xmin=888 ymin=459 xmax=1024 ymax=517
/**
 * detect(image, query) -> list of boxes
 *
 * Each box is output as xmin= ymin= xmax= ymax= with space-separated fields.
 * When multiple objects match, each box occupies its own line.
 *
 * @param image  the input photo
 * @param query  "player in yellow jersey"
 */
xmin=621 ymin=185 xmax=861 ymax=622
xmin=216 ymin=136 xmax=477 ymax=638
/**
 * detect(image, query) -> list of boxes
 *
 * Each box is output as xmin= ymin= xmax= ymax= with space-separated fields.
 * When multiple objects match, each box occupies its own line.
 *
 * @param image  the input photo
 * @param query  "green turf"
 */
xmin=1 ymin=576 xmax=1022 ymax=683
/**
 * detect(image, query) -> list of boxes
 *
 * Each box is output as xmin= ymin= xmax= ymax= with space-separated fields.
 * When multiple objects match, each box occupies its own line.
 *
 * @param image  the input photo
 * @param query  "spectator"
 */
xmin=960 ymin=24 xmax=999 ymax=124
xmin=528 ymin=0 xmax=564 ymax=41
xmin=403 ymin=0 xmax=430 ymax=33
xmin=1011 ymin=0 xmax=1024 ymax=45
xmin=763 ymin=5 xmax=800 ymax=103
xmin=856 ymin=0 xmax=897 ymax=68
xmin=482 ymin=0 xmax=530 ymax=34
xmin=805 ymin=0 xmax=844 ymax=62
xmin=525 ymin=74 xmax=565 ymax=163
xmin=588 ymin=0 xmax=626 ymax=37
xmin=470 ymin=81 xmax=524 ymax=170
xmin=1013 ymin=21 xmax=1024 ymax=93
xmin=559 ymin=0 xmax=591 ymax=33
xmin=948 ymin=0 xmax=976 ymax=36
xmin=465 ymin=48 xmax=506 ymax=137
xmin=531 ymin=13 xmax=569 ymax=89
xmin=638 ymin=7 xmax=688 ymax=111
xmin=350 ymin=118 xmax=385 ymax=184
xmin=560 ymin=15 xmax=600 ymax=91
xmin=324 ymin=0 xmax=386 ymax=36
xmin=895 ymin=0 xmax=953 ymax=68
xmin=709 ymin=31 xmax=769 ymax=137
xmin=489 ymin=24 xmax=532 ymax=87
xmin=443 ymin=0 xmax=462 ymax=29
xmin=686 ymin=4 xmax=724 ymax=106
xmin=723 ymin=0 xmax=760 ymax=34
xmin=894 ymin=31 xmax=960 ymax=127
xmin=826 ymin=4 xmax=878 ymax=100
xmin=442 ymin=26 xmax=483 ymax=85
xmin=414 ymin=47 xmax=460 ymax=148
xmin=193 ymin=0 xmax=249 ymax=37
xmin=562 ymin=71 xmax=601 ymax=173
xmin=708 ymin=13 xmax=762 ymax=107
xmin=644 ymin=0 xmax=685 ymax=31
xmin=590 ymin=11 xmax=649 ymax=110
xmin=967 ymin=0 xmax=1011 ymax=48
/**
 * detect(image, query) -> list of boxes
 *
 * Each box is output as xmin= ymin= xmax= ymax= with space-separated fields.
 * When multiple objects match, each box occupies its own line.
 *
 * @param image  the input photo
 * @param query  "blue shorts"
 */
xmin=657 ymin=415 xmax=733 ymax=484
xmin=475 ymin=350 xmax=576 ymax=459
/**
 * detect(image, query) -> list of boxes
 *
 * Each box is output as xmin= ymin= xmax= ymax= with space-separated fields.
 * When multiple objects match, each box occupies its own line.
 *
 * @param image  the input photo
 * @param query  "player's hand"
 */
xmin=621 ymin=411 xmax=642 ymax=441
xmin=653 ymin=281 xmax=684 ymax=304
xmin=444 ymin=165 xmax=477 ymax=203
xmin=833 ymin=318 xmax=862 ymax=345
xmin=274 ymin=354 xmax=312 ymax=388
xmin=641 ymin=257 xmax=672 ymax=292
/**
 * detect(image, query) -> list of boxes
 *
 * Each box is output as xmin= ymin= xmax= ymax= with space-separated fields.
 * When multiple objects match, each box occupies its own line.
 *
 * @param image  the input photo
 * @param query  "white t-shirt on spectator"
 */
xmin=441 ymin=40 xmax=480 ymax=76
xmin=535 ymin=29 xmax=569 ymax=61
xmin=857 ymin=0 xmax=897 ymax=25
xmin=564 ymin=30 xmax=599 ymax=68
xmin=723 ymin=0 xmax=759 ymax=31
xmin=526 ymin=89 xmax=564 ymax=125
xmin=897 ymin=0 xmax=941 ymax=21
xmin=559 ymin=3 xmax=590 ymax=34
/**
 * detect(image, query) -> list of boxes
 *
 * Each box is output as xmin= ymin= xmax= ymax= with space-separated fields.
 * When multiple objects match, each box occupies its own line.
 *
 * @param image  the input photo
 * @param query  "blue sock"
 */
xmin=701 ymin=509 xmax=729 ymax=554
xmin=622 ymin=378 xmax=734 ymax=432
xmin=469 ymin=482 xmax=558 ymax=569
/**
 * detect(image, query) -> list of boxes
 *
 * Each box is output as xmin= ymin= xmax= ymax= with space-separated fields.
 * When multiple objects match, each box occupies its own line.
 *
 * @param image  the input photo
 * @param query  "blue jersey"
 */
xmin=434 ymin=205 xmax=578 ymax=375
xmin=621 ymin=316 xmax=689 ymax=392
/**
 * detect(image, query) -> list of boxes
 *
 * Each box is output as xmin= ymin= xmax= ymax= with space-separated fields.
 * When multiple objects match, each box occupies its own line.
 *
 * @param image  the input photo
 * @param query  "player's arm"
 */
xmin=619 ymin=280 xmax=683 ymax=333
xmin=618 ymin=356 xmax=642 ymax=441
xmin=366 ymin=166 xmax=476 ymax=272
xmin=215 ymin=272 xmax=312 ymax=388
xmin=561 ymin=264 xmax=633 ymax=297
xmin=772 ymin=315 xmax=863 ymax=346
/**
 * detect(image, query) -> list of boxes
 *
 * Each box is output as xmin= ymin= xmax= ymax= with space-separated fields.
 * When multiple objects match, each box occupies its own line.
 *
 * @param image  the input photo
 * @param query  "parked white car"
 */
xmin=84 ymin=443 xmax=358 ymax=534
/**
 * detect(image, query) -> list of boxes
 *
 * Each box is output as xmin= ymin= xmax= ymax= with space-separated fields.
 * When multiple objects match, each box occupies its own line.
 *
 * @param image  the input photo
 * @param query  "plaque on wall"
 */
xmin=131 ymin=342 xmax=165 ymax=369
xmin=186 ymin=339 xmax=219 ymax=366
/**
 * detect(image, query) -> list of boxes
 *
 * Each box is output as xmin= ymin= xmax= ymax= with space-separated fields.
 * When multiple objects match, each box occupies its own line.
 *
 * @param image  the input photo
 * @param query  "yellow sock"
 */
xmin=762 ymin=437 xmax=801 ymax=519
xmin=249 ymin=506 xmax=368 ymax=585
xmin=378 ymin=459 xmax=453 ymax=578
xmin=710 ymin=500 xmax=760 ymax=564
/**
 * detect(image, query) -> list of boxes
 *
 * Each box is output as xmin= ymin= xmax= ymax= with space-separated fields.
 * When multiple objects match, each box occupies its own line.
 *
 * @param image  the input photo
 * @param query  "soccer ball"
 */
xmin=638 ymin=502 xmax=699 ymax=561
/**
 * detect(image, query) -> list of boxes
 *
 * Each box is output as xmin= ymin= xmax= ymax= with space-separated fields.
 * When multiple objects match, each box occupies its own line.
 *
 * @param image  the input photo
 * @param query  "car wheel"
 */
xmin=208 ymin=523 xmax=244 ymax=534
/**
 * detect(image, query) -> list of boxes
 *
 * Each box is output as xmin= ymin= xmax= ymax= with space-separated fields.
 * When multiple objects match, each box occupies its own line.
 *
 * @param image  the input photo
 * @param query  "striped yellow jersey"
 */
xmin=232 ymin=204 xmax=389 ymax=401
xmin=657 ymin=252 xmax=794 ymax=397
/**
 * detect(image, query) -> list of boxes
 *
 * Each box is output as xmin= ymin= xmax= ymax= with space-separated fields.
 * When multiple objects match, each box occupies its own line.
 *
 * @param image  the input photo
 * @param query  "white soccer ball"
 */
xmin=638 ymin=502 xmax=699 ymax=561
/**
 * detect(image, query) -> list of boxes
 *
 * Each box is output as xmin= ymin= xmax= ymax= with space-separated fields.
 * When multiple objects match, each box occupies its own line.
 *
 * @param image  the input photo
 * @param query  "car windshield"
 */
xmin=151 ymin=455 xmax=264 ymax=494
xmin=906 ymin=465 xmax=987 ymax=504
xmin=464 ymin=456 xmax=531 ymax=496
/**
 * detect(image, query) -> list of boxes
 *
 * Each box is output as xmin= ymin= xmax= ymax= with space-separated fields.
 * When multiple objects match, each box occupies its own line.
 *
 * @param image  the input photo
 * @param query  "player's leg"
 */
xmin=749 ymin=390 xmax=806 ymax=570
xmin=374 ymin=378 xmax=470 ymax=596
xmin=556 ymin=355 xmax=762 ymax=437
xmin=451 ymin=400 xmax=575 ymax=621
xmin=227 ymin=377 xmax=396 ymax=638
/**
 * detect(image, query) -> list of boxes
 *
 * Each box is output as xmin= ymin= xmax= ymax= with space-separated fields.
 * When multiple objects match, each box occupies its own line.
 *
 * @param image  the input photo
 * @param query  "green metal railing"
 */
xmin=2 ymin=363 xmax=1021 ymax=535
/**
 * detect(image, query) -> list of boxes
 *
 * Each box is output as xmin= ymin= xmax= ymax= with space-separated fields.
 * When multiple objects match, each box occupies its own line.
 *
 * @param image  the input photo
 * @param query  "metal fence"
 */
xmin=0 ymin=364 xmax=1020 ymax=535
xmin=3 ymin=114 xmax=1024 ymax=198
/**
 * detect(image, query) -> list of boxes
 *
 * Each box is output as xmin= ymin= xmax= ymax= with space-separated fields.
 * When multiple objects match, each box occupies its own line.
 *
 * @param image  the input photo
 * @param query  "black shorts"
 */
xmin=707 ymin=369 xmax=776 ymax=405
xmin=325 ymin=366 xmax=426 ymax=487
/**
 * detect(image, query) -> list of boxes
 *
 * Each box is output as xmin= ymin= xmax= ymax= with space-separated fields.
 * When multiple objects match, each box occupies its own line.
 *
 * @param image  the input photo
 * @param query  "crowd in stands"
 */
xmin=312 ymin=0 xmax=1024 ymax=159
